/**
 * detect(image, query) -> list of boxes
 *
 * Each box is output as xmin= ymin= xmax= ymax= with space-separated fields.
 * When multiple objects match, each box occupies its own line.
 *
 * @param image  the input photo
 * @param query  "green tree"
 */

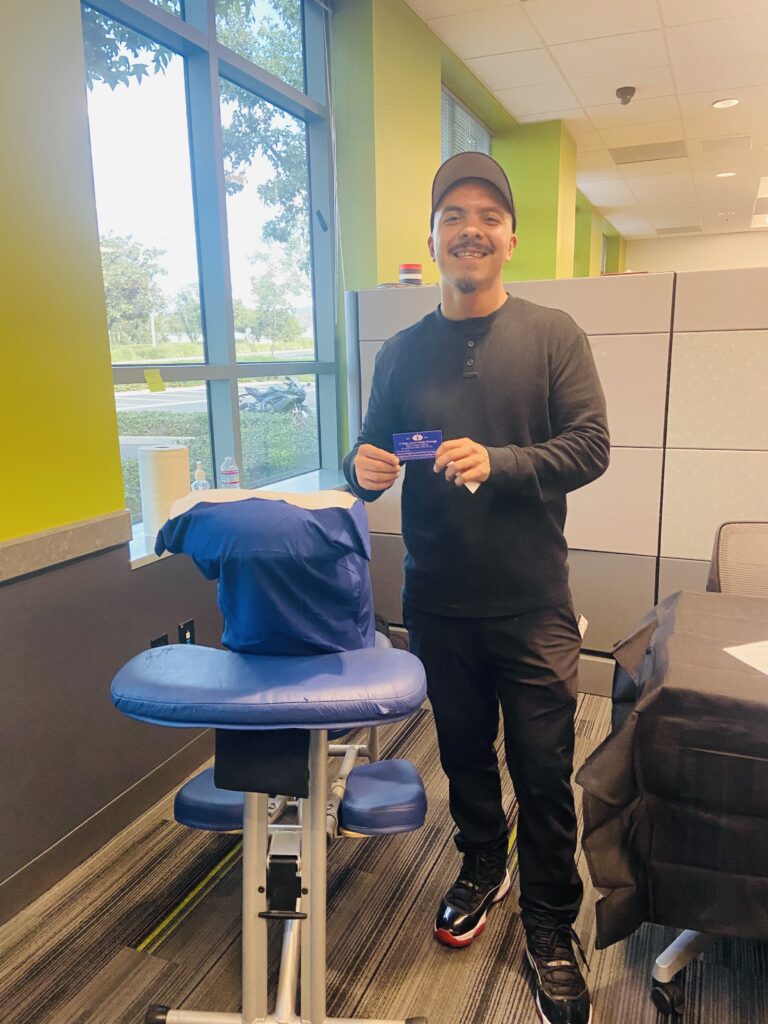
xmin=100 ymin=233 xmax=167 ymax=345
xmin=82 ymin=2 xmax=309 ymax=270
xmin=174 ymin=284 xmax=203 ymax=342
xmin=250 ymin=269 xmax=303 ymax=350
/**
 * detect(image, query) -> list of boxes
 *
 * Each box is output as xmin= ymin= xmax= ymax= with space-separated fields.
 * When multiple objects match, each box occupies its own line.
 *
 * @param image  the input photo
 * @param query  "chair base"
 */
xmin=150 ymin=1009 xmax=426 ymax=1023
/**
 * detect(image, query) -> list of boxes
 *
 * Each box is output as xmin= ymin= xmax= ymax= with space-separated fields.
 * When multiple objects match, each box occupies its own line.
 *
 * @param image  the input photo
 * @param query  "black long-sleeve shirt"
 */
xmin=343 ymin=295 xmax=610 ymax=617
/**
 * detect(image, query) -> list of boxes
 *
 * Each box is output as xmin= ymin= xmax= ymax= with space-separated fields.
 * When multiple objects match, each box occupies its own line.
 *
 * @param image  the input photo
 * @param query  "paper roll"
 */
xmin=138 ymin=445 xmax=190 ymax=539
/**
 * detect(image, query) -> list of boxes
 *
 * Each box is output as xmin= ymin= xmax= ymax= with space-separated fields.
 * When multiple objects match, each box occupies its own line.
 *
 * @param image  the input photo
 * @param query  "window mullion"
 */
xmin=185 ymin=44 xmax=240 ymax=475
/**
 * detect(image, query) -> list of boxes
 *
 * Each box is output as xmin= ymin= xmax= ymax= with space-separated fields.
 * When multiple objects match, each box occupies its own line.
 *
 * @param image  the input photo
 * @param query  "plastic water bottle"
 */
xmin=191 ymin=460 xmax=210 ymax=490
xmin=220 ymin=456 xmax=240 ymax=489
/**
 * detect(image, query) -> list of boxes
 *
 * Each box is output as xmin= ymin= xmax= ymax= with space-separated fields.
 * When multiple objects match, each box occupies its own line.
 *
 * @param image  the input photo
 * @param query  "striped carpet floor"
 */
xmin=1 ymin=694 xmax=766 ymax=1023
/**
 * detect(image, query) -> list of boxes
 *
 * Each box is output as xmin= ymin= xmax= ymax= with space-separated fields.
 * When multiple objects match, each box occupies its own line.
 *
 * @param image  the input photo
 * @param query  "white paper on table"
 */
xmin=723 ymin=640 xmax=768 ymax=676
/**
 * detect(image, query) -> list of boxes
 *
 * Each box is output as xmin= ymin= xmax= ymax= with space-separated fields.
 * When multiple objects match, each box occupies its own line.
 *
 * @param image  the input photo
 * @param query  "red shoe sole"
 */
xmin=434 ymin=920 xmax=486 ymax=947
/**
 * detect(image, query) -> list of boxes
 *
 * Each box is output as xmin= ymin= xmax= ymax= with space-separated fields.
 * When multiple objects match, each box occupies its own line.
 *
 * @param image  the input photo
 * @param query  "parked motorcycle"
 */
xmin=238 ymin=376 xmax=309 ymax=416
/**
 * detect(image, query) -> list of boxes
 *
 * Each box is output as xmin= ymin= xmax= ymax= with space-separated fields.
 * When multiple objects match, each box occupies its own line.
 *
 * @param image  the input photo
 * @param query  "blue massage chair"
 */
xmin=111 ymin=492 xmax=429 ymax=1024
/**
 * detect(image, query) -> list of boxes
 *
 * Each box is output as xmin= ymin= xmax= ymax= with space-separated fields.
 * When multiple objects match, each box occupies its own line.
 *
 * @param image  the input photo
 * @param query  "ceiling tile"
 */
xmin=578 ymin=179 xmax=638 ymax=207
xmin=405 ymin=0 xmax=505 ymax=19
xmin=666 ymin=14 xmax=768 ymax=65
xmin=575 ymin=131 xmax=607 ymax=152
xmin=678 ymin=84 xmax=768 ymax=119
xmin=684 ymin=109 xmax=768 ymax=141
xmin=600 ymin=120 xmax=685 ymax=150
xmin=524 ymin=0 xmax=660 ymax=46
xmin=570 ymin=65 xmax=675 ymax=108
xmin=604 ymin=212 xmax=657 ymax=237
xmin=625 ymin=172 xmax=696 ymax=204
xmin=673 ymin=53 xmax=768 ymax=95
xmin=660 ymin=0 xmax=768 ymax=28
xmin=428 ymin=5 xmax=542 ymax=59
xmin=587 ymin=96 xmax=681 ymax=132
xmin=550 ymin=31 xmax=667 ymax=80
xmin=577 ymin=149 xmax=619 ymax=174
xmin=515 ymin=108 xmax=590 ymax=129
xmin=465 ymin=48 xmax=562 ymax=90
xmin=497 ymin=80 xmax=579 ymax=117
xmin=618 ymin=156 xmax=692 ymax=178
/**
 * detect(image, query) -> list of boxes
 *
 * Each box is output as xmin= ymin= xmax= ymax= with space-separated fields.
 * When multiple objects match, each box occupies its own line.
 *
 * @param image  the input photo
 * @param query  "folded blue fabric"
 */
xmin=155 ymin=497 xmax=375 ymax=655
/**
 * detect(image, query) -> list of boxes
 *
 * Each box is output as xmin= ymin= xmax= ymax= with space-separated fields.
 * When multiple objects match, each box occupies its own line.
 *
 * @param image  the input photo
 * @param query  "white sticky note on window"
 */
xmin=724 ymin=640 xmax=768 ymax=676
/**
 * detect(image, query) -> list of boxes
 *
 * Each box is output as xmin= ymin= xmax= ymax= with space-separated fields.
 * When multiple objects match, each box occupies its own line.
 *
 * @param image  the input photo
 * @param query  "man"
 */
xmin=343 ymin=152 xmax=609 ymax=1024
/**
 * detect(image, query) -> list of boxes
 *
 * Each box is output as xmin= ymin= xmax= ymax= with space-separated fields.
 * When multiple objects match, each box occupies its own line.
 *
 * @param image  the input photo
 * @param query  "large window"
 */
xmin=441 ymin=88 xmax=492 ymax=162
xmin=81 ymin=0 xmax=336 ymax=559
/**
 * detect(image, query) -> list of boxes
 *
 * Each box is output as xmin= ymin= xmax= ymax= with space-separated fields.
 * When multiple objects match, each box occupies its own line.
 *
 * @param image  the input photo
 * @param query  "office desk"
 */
xmin=577 ymin=590 xmax=768 ymax=949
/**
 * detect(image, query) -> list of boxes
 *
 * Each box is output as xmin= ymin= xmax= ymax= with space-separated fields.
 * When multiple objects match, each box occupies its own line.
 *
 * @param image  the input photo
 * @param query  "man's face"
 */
xmin=428 ymin=179 xmax=517 ymax=295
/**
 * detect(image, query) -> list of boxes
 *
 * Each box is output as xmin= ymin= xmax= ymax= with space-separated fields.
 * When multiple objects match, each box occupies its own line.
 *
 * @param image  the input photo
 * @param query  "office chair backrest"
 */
xmin=706 ymin=521 xmax=768 ymax=598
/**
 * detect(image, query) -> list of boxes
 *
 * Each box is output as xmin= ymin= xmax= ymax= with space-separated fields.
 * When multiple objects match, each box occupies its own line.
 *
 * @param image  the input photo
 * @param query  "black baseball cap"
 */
xmin=431 ymin=152 xmax=516 ymax=232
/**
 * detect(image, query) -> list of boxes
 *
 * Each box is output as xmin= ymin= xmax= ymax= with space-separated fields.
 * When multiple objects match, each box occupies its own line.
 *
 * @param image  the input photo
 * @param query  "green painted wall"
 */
xmin=0 ymin=0 xmax=124 ymax=542
xmin=371 ymin=0 xmax=442 ymax=286
xmin=492 ymin=121 xmax=577 ymax=282
xmin=573 ymin=192 xmax=592 ymax=278
xmin=605 ymin=235 xmax=627 ymax=274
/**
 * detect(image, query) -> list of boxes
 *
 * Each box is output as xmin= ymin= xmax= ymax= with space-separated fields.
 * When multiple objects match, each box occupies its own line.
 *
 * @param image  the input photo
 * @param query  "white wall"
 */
xmin=626 ymin=231 xmax=768 ymax=273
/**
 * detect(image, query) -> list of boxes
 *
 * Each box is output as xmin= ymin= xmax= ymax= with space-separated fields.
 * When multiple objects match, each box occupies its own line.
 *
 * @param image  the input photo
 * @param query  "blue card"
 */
xmin=393 ymin=430 xmax=442 ymax=461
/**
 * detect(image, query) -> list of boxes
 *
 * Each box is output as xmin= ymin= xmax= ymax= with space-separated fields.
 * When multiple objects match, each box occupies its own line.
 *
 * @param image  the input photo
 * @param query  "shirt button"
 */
xmin=467 ymin=340 xmax=475 ymax=348
xmin=466 ymin=358 xmax=474 ymax=366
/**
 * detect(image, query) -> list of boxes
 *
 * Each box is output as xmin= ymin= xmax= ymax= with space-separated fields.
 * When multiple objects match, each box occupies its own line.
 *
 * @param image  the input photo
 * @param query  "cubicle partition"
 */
xmin=346 ymin=267 xmax=768 ymax=696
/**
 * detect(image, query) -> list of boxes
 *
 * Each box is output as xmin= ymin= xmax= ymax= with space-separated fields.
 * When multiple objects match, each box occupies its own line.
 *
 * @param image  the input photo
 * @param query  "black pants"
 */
xmin=404 ymin=603 xmax=583 ymax=930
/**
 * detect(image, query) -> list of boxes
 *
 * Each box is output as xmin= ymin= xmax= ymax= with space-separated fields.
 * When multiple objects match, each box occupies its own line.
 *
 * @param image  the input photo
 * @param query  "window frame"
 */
xmin=86 ymin=0 xmax=338 ymax=490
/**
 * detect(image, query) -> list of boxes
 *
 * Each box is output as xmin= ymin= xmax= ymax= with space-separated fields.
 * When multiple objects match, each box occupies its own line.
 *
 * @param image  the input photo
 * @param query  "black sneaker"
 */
xmin=526 ymin=923 xmax=591 ymax=1024
xmin=434 ymin=851 xmax=510 ymax=948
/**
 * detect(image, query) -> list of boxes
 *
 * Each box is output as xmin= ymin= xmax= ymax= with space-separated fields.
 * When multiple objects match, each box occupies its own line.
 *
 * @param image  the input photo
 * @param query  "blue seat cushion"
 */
xmin=175 ymin=768 xmax=243 ymax=832
xmin=175 ymin=759 xmax=427 ymax=836
xmin=340 ymin=759 xmax=427 ymax=835
xmin=111 ymin=645 xmax=426 ymax=731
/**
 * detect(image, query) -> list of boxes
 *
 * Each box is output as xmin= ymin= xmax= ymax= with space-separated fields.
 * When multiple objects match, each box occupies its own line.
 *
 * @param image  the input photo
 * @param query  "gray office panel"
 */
xmin=364 ymin=475 xmax=403 ymax=534
xmin=0 ymin=544 xmax=221 ymax=918
xmin=358 ymin=285 xmax=441 ymax=341
xmin=589 ymin=333 xmax=670 ymax=448
xmin=578 ymin=655 xmax=614 ymax=698
xmin=568 ymin=549 xmax=657 ymax=654
xmin=657 ymin=557 xmax=710 ymax=601
xmin=505 ymin=273 xmax=675 ymax=335
xmin=661 ymin=449 xmax=768 ymax=560
xmin=370 ymin=532 xmax=406 ymax=627
xmin=675 ymin=267 xmax=768 ymax=332
xmin=565 ymin=447 xmax=663 ymax=556
xmin=360 ymin=339 xmax=384 ymax=418
xmin=356 ymin=272 xmax=676 ymax=342
xmin=667 ymin=330 xmax=768 ymax=450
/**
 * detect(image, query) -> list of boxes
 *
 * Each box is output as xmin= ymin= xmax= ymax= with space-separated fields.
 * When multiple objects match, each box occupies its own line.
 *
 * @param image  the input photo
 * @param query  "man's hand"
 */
xmin=434 ymin=437 xmax=491 ymax=487
xmin=354 ymin=443 xmax=401 ymax=491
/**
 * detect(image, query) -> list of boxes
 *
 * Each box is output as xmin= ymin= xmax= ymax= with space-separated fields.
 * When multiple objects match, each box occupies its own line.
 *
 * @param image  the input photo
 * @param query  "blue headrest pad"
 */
xmin=111 ymin=644 xmax=426 ymax=730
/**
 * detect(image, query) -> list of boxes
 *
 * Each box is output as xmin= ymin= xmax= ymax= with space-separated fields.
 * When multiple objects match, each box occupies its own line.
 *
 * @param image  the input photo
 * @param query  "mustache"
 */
xmin=448 ymin=242 xmax=494 ymax=255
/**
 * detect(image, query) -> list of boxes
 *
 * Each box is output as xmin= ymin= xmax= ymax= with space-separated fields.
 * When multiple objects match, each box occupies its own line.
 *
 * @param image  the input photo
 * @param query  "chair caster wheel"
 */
xmin=145 ymin=1006 xmax=170 ymax=1024
xmin=651 ymin=980 xmax=685 ymax=1016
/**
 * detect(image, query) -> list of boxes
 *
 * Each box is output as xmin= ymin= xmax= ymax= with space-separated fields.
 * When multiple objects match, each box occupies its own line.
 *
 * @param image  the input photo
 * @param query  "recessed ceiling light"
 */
xmin=715 ymin=171 xmax=737 ymax=177
xmin=712 ymin=98 xmax=740 ymax=109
